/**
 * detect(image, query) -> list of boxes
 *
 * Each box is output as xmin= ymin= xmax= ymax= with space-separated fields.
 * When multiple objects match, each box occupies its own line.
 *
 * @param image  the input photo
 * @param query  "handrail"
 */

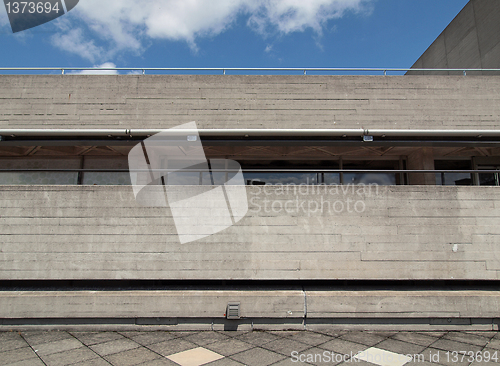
xmin=0 ymin=169 xmax=497 ymax=173
xmin=0 ymin=67 xmax=499 ymax=76
xmin=2 ymin=128 xmax=500 ymax=137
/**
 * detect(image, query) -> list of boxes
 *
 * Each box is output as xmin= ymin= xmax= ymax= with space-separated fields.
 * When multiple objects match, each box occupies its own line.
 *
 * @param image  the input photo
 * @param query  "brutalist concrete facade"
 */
xmin=1 ymin=0 xmax=500 ymax=330
xmin=409 ymin=0 xmax=500 ymax=75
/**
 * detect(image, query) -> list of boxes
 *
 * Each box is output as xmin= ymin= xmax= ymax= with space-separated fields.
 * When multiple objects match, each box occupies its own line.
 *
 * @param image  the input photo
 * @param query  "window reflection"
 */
xmin=344 ymin=173 xmax=396 ymax=185
xmin=245 ymin=173 xmax=319 ymax=185
xmin=0 ymin=172 xmax=78 ymax=185
xmin=434 ymin=160 xmax=472 ymax=186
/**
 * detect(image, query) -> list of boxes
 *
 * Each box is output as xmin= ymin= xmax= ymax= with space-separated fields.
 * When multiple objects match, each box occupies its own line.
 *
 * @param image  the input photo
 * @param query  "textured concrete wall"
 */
xmin=1 ymin=185 xmax=499 ymax=281
xmin=409 ymin=0 xmax=500 ymax=75
xmin=1 ymin=75 xmax=500 ymax=131
xmin=1 ymin=290 xmax=499 ymax=324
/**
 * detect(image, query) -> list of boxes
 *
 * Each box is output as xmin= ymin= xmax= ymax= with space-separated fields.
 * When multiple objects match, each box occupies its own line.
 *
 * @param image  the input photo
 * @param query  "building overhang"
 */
xmin=1 ymin=129 xmax=500 ymax=148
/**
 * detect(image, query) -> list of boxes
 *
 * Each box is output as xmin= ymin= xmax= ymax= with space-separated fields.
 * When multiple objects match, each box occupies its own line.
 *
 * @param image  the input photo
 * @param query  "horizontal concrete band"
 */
xmin=1 ymin=185 xmax=500 ymax=281
xmin=0 ymin=290 xmax=499 ymax=319
xmin=1 ymin=75 xmax=499 ymax=131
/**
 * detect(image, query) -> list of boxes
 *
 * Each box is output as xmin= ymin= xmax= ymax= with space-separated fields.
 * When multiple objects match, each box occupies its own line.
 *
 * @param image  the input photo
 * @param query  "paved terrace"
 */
xmin=1 ymin=329 xmax=500 ymax=366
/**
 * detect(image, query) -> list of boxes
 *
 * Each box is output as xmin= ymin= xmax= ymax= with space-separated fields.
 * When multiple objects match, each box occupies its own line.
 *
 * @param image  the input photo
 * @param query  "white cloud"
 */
xmin=52 ymin=0 xmax=372 ymax=60
xmin=51 ymin=28 xmax=104 ymax=62
xmin=67 ymin=62 xmax=119 ymax=75
xmin=248 ymin=0 xmax=370 ymax=35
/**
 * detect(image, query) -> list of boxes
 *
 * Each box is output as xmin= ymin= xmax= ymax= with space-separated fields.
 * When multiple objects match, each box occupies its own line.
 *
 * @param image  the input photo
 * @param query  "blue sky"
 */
xmin=0 ymin=0 xmax=469 ymax=72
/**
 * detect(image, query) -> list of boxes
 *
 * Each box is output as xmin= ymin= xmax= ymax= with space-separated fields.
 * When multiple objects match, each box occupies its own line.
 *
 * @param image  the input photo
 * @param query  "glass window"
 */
xmin=0 ymin=158 xmax=79 ymax=185
xmin=342 ymin=160 xmax=399 ymax=185
xmin=0 ymin=172 xmax=78 ymax=185
xmin=434 ymin=160 xmax=472 ymax=186
xmin=244 ymin=172 xmax=319 ymax=185
xmin=82 ymin=157 xmax=131 ymax=185
xmin=324 ymin=173 xmax=341 ymax=185
xmin=343 ymin=173 xmax=396 ymax=185
xmin=82 ymin=172 xmax=131 ymax=185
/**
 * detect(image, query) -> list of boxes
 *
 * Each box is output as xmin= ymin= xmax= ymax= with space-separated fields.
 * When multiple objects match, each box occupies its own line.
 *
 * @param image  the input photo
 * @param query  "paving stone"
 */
xmin=147 ymin=339 xmax=199 ymax=357
xmin=203 ymin=338 xmax=254 ymax=356
xmin=1 ymin=330 xmax=498 ymax=366
xmin=32 ymin=338 xmax=84 ymax=356
xmin=167 ymin=332 xmax=198 ymax=339
xmin=204 ymin=358 xmax=246 ymax=366
xmin=116 ymin=331 xmax=141 ymax=337
xmin=0 ymin=347 xmax=38 ymax=365
xmin=400 ymin=360 xmax=435 ymax=366
xmin=0 ymin=332 xmax=19 ymax=341
xmin=374 ymin=338 xmax=427 ymax=355
xmin=464 ymin=331 xmax=498 ymax=339
xmin=0 ymin=337 xmax=28 ymax=352
xmin=2 ymin=358 xmax=46 ymax=366
xmin=314 ymin=330 xmax=347 ymax=338
xmin=416 ymin=331 xmax=447 ymax=338
xmin=105 ymin=346 xmax=161 ymax=366
xmin=137 ymin=358 xmax=178 ymax=366
xmin=485 ymin=339 xmax=500 ymax=350
xmin=21 ymin=331 xmax=73 ymax=346
xmin=70 ymin=358 xmax=113 ymax=366
xmin=339 ymin=331 xmax=388 ymax=347
xmin=261 ymin=338 xmax=312 ymax=357
xmin=390 ymin=332 xmax=439 ymax=347
xmin=371 ymin=332 xmax=399 ymax=338
xmin=271 ymin=357 xmax=315 ymax=365
xmin=318 ymin=338 xmax=367 ymax=356
xmin=429 ymin=338 xmax=483 ymax=353
xmin=38 ymin=346 xmax=99 ymax=366
xmin=166 ymin=347 xmax=224 ymax=366
xmin=337 ymin=360 xmax=373 ymax=366
xmin=0 ymin=332 xmax=22 ymax=342
xmin=183 ymin=332 xmax=230 ymax=346
xmin=285 ymin=332 xmax=334 ymax=346
xmin=215 ymin=331 xmax=250 ymax=339
xmin=444 ymin=331 xmax=492 ymax=347
xmin=124 ymin=332 xmax=177 ymax=346
xmin=89 ymin=338 xmax=141 ymax=356
xmin=235 ymin=331 xmax=280 ymax=346
xmin=267 ymin=331 xmax=301 ymax=338
xmin=230 ymin=347 xmax=287 ymax=366
xmin=353 ymin=347 xmax=412 ymax=366
xmin=71 ymin=331 xmax=125 ymax=346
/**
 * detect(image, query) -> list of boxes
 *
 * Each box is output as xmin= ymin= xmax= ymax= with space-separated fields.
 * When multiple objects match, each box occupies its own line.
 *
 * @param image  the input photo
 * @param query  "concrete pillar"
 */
xmin=407 ymin=148 xmax=436 ymax=185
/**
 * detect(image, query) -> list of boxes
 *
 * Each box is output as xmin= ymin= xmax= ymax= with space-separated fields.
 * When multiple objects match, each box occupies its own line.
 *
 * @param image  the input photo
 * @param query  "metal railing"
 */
xmin=0 ymin=67 xmax=500 ymax=76
xmin=0 ymin=168 xmax=497 ymax=187
xmin=0 ymin=169 xmax=497 ymax=173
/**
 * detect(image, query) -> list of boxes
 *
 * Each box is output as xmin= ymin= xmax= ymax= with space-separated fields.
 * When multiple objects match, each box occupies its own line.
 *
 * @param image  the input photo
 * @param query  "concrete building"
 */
xmin=408 ymin=0 xmax=500 ymax=75
xmin=0 ymin=0 xmax=500 ymax=330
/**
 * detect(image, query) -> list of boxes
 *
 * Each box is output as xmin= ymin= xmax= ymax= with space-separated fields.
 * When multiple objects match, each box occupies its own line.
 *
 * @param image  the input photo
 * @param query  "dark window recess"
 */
xmin=435 ymin=160 xmax=473 ymax=186
xmin=242 ymin=160 xmax=339 ymax=186
xmin=341 ymin=160 xmax=399 ymax=185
